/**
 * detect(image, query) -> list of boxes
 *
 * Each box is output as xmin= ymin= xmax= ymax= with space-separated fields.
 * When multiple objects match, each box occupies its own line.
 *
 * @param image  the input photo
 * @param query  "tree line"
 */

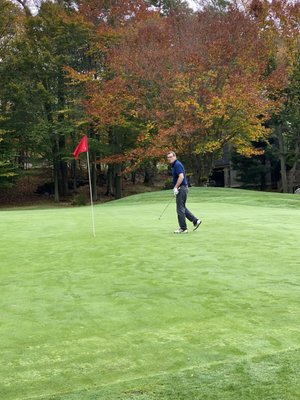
xmin=0 ymin=0 xmax=299 ymax=201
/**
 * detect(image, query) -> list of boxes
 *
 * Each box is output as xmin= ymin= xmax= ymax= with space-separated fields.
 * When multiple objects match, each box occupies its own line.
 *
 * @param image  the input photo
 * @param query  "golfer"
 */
xmin=167 ymin=151 xmax=202 ymax=234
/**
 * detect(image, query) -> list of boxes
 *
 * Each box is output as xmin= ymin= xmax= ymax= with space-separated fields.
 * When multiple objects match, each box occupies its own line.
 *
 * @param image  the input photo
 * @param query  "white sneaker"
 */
xmin=174 ymin=228 xmax=188 ymax=234
xmin=193 ymin=220 xmax=202 ymax=231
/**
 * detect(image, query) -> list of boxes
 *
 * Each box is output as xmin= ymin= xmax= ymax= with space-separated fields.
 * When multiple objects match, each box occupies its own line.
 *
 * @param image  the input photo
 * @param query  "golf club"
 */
xmin=158 ymin=195 xmax=174 ymax=220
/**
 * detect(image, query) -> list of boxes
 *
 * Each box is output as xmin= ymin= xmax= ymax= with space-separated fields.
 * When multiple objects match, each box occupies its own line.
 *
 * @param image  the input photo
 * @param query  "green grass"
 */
xmin=1 ymin=188 xmax=300 ymax=400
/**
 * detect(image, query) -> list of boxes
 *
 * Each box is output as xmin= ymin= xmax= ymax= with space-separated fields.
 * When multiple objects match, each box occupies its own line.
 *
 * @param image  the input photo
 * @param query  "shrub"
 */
xmin=72 ymin=193 xmax=87 ymax=206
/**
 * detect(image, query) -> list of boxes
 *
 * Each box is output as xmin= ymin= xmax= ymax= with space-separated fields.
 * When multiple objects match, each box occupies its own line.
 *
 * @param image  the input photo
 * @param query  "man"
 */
xmin=167 ymin=151 xmax=202 ymax=234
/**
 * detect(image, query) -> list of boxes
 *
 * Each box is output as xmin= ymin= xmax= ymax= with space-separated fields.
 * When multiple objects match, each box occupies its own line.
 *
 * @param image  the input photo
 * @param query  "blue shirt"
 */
xmin=171 ymin=160 xmax=188 ymax=187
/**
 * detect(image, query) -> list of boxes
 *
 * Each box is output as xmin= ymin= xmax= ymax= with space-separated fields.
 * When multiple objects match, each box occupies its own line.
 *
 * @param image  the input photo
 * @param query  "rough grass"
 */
xmin=1 ymin=188 xmax=300 ymax=400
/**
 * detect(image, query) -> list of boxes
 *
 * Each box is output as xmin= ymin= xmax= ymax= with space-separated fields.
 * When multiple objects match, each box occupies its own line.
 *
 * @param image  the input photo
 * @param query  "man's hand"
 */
xmin=173 ymin=187 xmax=179 ymax=196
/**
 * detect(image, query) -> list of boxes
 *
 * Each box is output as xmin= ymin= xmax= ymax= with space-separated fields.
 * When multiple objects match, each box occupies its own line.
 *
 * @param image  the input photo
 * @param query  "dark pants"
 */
xmin=176 ymin=186 xmax=197 ymax=230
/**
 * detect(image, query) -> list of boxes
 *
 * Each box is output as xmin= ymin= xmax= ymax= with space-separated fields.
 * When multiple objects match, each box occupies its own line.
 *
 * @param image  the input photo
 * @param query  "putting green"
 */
xmin=1 ymin=188 xmax=300 ymax=399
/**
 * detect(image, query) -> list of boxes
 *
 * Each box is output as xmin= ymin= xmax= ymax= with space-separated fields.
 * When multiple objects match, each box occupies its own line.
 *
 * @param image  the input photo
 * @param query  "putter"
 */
xmin=158 ymin=196 xmax=174 ymax=220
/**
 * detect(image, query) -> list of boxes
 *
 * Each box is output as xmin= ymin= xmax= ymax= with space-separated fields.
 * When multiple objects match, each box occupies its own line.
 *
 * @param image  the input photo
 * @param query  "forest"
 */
xmin=0 ymin=0 xmax=299 ymax=203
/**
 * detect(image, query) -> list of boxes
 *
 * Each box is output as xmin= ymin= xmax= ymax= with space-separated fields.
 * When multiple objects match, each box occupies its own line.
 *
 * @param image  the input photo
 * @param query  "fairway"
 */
xmin=1 ymin=188 xmax=300 ymax=400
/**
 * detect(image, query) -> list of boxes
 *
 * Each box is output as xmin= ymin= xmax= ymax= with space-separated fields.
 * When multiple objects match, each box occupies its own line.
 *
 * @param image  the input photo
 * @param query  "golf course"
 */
xmin=1 ymin=187 xmax=300 ymax=400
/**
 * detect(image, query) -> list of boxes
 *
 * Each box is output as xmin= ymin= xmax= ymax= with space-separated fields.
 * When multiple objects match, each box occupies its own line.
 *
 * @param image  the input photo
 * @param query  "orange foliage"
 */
xmin=78 ymin=1 xmax=297 ymax=171
xmin=85 ymin=76 xmax=137 ymax=127
xmin=104 ymin=6 xmax=280 ymax=166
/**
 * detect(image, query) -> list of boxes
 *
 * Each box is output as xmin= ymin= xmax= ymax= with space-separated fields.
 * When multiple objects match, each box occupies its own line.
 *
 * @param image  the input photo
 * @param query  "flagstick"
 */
xmin=86 ymin=150 xmax=96 ymax=237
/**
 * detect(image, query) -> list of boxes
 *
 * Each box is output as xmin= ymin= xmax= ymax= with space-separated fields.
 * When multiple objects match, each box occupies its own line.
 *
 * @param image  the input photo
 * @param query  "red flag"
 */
xmin=73 ymin=135 xmax=88 ymax=160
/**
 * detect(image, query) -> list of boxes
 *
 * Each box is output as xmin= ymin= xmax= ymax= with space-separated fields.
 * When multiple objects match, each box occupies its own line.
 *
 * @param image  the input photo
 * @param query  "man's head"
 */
xmin=167 ymin=151 xmax=177 ymax=164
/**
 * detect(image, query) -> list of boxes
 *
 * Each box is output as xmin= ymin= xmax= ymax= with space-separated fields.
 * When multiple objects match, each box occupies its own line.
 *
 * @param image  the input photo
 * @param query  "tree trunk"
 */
xmin=106 ymin=165 xmax=114 ymax=196
xmin=59 ymin=156 xmax=69 ymax=196
xmin=91 ymin=159 xmax=97 ymax=201
xmin=57 ymin=70 xmax=69 ymax=197
xmin=15 ymin=0 xmax=32 ymax=17
xmin=53 ymin=159 xmax=59 ymax=202
xmin=72 ymin=156 xmax=77 ymax=191
xmin=18 ymin=150 xmax=25 ymax=168
xmin=288 ymin=140 xmax=300 ymax=193
xmin=131 ymin=172 xmax=136 ymax=184
xmin=144 ymin=168 xmax=152 ymax=185
xmin=260 ymin=153 xmax=266 ymax=191
xmin=189 ymin=153 xmax=215 ymax=186
xmin=89 ymin=126 xmax=98 ymax=201
xmin=114 ymin=164 xmax=122 ymax=199
xmin=276 ymin=124 xmax=288 ymax=193
xmin=144 ymin=161 xmax=157 ymax=186
xmin=45 ymin=101 xmax=59 ymax=202
xmin=112 ymin=128 xmax=122 ymax=198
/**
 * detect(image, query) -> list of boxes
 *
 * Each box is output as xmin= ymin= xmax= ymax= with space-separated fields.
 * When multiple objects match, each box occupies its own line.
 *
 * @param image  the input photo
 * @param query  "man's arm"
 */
xmin=174 ymin=173 xmax=184 ymax=189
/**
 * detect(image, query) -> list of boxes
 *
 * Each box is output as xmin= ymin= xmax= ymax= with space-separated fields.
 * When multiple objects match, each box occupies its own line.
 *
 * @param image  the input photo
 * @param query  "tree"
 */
xmin=102 ymin=3 xmax=283 ymax=184
xmin=0 ymin=0 xmax=24 ymax=188
xmin=71 ymin=0 xmax=154 ymax=198
xmin=248 ymin=0 xmax=300 ymax=192
xmin=0 ymin=0 xmax=95 ymax=200
xmin=273 ymin=53 xmax=300 ymax=192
